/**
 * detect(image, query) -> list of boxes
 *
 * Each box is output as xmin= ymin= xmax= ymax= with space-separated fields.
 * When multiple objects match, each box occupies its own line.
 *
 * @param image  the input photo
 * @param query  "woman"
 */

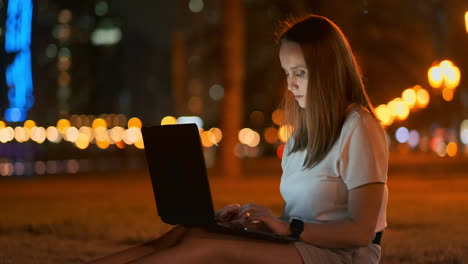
xmin=92 ymin=14 xmax=388 ymax=264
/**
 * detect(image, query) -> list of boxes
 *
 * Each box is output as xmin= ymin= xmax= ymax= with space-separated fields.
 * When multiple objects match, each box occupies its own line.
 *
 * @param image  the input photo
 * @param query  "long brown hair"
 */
xmin=277 ymin=14 xmax=376 ymax=169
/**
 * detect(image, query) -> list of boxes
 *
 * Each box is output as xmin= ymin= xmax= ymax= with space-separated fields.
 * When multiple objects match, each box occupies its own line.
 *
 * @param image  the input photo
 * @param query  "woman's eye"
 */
xmin=295 ymin=71 xmax=305 ymax=77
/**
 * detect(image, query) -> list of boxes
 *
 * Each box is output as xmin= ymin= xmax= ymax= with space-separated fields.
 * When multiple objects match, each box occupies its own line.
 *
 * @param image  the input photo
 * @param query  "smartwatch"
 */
xmin=290 ymin=219 xmax=304 ymax=239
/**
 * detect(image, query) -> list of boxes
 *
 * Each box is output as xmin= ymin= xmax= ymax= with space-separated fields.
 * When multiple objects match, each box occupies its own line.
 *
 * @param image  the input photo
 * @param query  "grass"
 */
xmin=0 ymin=166 xmax=467 ymax=263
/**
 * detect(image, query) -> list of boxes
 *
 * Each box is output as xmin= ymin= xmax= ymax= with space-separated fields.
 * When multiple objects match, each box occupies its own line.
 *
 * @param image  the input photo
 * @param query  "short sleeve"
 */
xmin=338 ymin=113 xmax=389 ymax=190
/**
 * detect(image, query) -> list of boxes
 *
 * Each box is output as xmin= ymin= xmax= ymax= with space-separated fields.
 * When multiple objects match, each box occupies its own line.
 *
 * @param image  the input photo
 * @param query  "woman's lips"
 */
xmin=294 ymin=95 xmax=303 ymax=99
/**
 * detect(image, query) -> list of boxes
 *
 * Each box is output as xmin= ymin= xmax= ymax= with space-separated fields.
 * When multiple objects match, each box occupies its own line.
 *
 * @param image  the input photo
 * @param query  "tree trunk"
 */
xmin=219 ymin=0 xmax=245 ymax=179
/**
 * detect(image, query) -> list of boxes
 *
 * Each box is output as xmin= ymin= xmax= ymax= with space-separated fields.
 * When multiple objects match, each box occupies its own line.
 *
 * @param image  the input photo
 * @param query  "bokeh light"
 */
xmin=278 ymin=125 xmax=292 ymax=143
xmin=395 ymin=127 xmax=409 ymax=143
xmin=276 ymin=144 xmax=285 ymax=159
xmin=401 ymin=88 xmax=417 ymax=108
xmin=57 ymin=119 xmax=71 ymax=134
xmin=264 ymin=127 xmax=279 ymax=144
xmin=209 ymin=84 xmax=224 ymax=101
xmin=177 ymin=116 xmax=203 ymax=128
xmin=92 ymin=118 xmax=108 ymax=129
xmin=201 ymin=130 xmax=215 ymax=147
xmin=14 ymin=127 xmax=29 ymax=142
xmin=65 ymin=127 xmax=79 ymax=142
xmin=127 ymin=117 xmax=142 ymax=128
xmin=209 ymin=127 xmax=222 ymax=145
xmin=161 ymin=116 xmax=177 ymax=125
xmin=272 ymin=109 xmax=284 ymax=126
xmin=24 ymin=119 xmax=36 ymax=129
xmin=46 ymin=126 xmax=62 ymax=143
xmin=442 ymin=88 xmax=454 ymax=102
xmin=375 ymin=104 xmax=394 ymax=126
xmin=109 ymin=126 xmax=124 ymax=142
xmin=0 ymin=127 xmax=15 ymax=143
xmin=75 ymin=133 xmax=90 ymax=149
xmin=407 ymin=130 xmax=420 ymax=149
xmin=238 ymin=128 xmax=260 ymax=147
xmin=189 ymin=0 xmax=204 ymax=13
xmin=415 ymin=88 xmax=430 ymax=108
xmin=446 ymin=142 xmax=457 ymax=157
xmin=427 ymin=66 xmax=443 ymax=88
xmin=30 ymin=127 xmax=46 ymax=144
xmin=460 ymin=120 xmax=468 ymax=144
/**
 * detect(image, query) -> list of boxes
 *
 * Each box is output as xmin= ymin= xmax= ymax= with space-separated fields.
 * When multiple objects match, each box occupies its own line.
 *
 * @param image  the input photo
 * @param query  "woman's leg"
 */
xmin=128 ymin=227 xmax=304 ymax=264
xmin=89 ymin=225 xmax=190 ymax=264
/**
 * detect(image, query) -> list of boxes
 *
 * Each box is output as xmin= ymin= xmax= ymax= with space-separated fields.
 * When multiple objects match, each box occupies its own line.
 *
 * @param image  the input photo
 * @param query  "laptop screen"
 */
xmin=141 ymin=123 xmax=216 ymax=227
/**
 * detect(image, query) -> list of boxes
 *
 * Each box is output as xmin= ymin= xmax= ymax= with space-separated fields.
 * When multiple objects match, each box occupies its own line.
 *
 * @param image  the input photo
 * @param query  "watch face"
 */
xmin=291 ymin=219 xmax=304 ymax=234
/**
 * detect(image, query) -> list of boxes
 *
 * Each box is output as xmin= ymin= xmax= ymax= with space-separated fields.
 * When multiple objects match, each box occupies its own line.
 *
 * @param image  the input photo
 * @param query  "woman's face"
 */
xmin=279 ymin=41 xmax=308 ymax=108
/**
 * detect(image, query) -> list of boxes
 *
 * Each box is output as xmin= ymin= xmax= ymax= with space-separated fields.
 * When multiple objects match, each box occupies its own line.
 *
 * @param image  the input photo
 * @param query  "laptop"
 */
xmin=141 ymin=123 xmax=297 ymax=243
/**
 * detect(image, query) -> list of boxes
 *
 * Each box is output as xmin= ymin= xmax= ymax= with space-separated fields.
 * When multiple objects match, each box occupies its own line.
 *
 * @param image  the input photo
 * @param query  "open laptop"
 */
xmin=141 ymin=123 xmax=297 ymax=243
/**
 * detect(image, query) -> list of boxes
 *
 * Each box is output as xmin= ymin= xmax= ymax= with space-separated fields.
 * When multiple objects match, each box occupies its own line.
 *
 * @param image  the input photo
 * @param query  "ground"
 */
xmin=0 ymin=157 xmax=467 ymax=263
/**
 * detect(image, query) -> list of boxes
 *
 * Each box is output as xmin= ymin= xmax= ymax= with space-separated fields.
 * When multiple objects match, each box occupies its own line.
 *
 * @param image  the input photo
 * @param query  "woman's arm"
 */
xmin=244 ymin=182 xmax=385 ymax=248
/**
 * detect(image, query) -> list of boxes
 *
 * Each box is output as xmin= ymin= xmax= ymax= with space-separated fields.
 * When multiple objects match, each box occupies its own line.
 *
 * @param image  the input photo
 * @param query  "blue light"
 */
xmin=4 ymin=0 xmax=34 ymax=122
xmin=5 ymin=0 xmax=33 ymax=53
xmin=5 ymin=108 xmax=26 ymax=122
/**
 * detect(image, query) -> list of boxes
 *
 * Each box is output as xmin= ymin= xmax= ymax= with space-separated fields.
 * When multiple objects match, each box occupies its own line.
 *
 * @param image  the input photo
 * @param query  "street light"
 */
xmin=427 ymin=60 xmax=461 ymax=102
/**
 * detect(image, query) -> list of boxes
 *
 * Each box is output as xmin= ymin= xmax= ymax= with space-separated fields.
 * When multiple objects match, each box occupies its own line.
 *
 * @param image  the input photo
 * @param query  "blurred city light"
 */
xmin=401 ymin=88 xmax=417 ymax=108
xmin=46 ymin=126 xmax=62 ymax=143
xmin=5 ymin=0 xmax=34 ymax=122
xmin=415 ymin=87 xmax=430 ymax=108
xmin=461 ymin=120 xmax=468 ymax=144
xmin=238 ymin=128 xmax=260 ymax=147
xmin=407 ymin=130 xmax=420 ymax=149
xmin=465 ymin=11 xmax=468 ymax=33
xmin=209 ymin=127 xmax=222 ymax=145
xmin=92 ymin=118 xmax=108 ymax=129
xmin=95 ymin=1 xmax=109 ymax=16
xmin=442 ymin=88 xmax=454 ymax=102
xmin=428 ymin=60 xmax=461 ymax=101
xmin=395 ymin=127 xmax=409 ymax=143
xmin=276 ymin=144 xmax=285 ymax=159
xmin=57 ymin=9 xmax=72 ymax=24
xmin=65 ymin=127 xmax=79 ymax=142
xmin=189 ymin=0 xmax=204 ymax=13
xmin=272 ymin=109 xmax=284 ymax=126
xmin=161 ymin=116 xmax=177 ymax=125
xmin=375 ymin=104 xmax=394 ymax=126
xmin=24 ymin=119 xmax=36 ymax=129
xmin=177 ymin=116 xmax=203 ymax=128
xmin=428 ymin=66 xmax=443 ymax=88
xmin=209 ymin=84 xmax=224 ymax=101
xmin=91 ymin=27 xmax=122 ymax=46
xmin=446 ymin=142 xmax=457 ymax=157
xmin=264 ymin=127 xmax=279 ymax=144
xmin=127 ymin=117 xmax=142 ymax=128
xmin=278 ymin=125 xmax=292 ymax=143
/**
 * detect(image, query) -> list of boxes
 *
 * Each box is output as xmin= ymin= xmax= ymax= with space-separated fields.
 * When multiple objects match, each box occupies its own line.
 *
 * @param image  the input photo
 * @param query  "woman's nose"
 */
xmin=287 ymin=78 xmax=298 ymax=91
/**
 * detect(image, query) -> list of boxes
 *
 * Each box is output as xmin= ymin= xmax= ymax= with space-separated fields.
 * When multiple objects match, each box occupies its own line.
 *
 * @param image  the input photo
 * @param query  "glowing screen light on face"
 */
xmin=4 ymin=0 xmax=34 ymax=122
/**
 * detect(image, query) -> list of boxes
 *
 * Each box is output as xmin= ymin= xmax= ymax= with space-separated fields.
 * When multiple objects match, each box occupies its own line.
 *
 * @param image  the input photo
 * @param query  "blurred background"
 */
xmin=1 ymin=0 xmax=468 ymax=263
xmin=1 ymin=0 xmax=468 ymax=176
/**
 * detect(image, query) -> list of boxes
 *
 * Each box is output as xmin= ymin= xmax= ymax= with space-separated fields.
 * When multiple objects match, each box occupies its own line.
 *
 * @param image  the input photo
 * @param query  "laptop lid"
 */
xmin=141 ymin=123 xmax=216 ymax=227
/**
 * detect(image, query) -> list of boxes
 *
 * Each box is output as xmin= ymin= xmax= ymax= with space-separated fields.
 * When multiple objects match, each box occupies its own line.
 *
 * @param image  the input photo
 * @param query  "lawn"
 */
xmin=0 ymin=165 xmax=467 ymax=263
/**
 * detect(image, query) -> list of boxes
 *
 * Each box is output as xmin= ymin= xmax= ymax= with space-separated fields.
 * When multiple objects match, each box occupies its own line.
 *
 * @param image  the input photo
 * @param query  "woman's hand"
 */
xmin=214 ymin=203 xmax=241 ymax=224
xmin=237 ymin=203 xmax=276 ymax=223
xmin=236 ymin=203 xmax=290 ymax=235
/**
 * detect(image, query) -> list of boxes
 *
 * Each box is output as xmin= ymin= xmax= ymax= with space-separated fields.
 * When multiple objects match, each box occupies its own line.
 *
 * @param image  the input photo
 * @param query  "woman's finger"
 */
xmin=216 ymin=204 xmax=241 ymax=222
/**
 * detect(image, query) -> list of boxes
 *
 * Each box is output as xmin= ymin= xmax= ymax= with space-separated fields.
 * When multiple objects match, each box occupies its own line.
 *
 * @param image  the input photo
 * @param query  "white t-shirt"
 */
xmin=279 ymin=104 xmax=388 ymax=232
